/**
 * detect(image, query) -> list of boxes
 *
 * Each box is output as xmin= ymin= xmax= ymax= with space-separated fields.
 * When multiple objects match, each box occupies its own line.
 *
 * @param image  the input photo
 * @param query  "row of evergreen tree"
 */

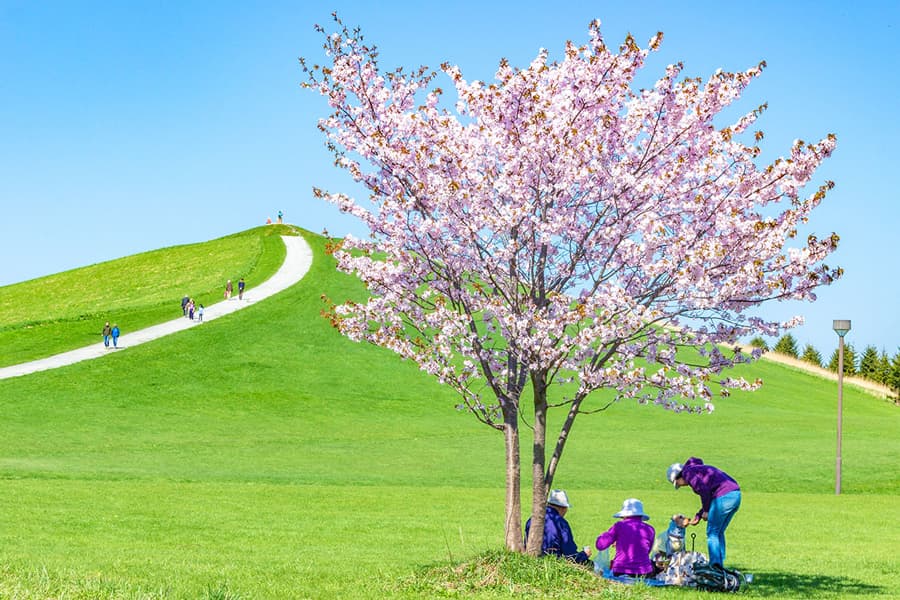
xmin=750 ymin=334 xmax=900 ymax=398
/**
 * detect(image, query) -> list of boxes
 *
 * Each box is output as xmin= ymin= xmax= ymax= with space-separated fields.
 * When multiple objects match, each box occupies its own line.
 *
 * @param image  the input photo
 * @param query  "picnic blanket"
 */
xmin=601 ymin=573 xmax=670 ymax=586
xmin=594 ymin=549 xmax=708 ymax=587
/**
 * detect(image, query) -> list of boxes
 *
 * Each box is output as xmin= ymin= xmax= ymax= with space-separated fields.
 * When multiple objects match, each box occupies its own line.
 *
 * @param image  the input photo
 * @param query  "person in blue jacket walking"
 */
xmin=524 ymin=489 xmax=592 ymax=565
xmin=111 ymin=323 xmax=120 ymax=348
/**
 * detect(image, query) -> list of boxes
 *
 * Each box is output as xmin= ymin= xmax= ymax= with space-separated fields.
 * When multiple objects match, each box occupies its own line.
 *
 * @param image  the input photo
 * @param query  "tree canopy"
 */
xmin=302 ymin=15 xmax=841 ymax=552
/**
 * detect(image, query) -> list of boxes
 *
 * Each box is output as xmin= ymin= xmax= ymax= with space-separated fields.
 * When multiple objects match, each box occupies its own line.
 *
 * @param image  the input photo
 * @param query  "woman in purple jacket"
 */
xmin=667 ymin=457 xmax=741 ymax=567
xmin=595 ymin=498 xmax=656 ymax=577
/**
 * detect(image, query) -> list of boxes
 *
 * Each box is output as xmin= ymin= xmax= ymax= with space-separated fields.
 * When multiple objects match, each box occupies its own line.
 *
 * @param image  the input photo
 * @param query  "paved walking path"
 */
xmin=0 ymin=234 xmax=313 ymax=381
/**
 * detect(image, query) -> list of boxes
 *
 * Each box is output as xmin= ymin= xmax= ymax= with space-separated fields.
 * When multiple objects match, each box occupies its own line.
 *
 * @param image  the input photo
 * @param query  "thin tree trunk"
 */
xmin=525 ymin=374 xmax=549 ymax=556
xmin=503 ymin=405 xmax=524 ymax=552
xmin=546 ymin=394 xmax=586 ymax=488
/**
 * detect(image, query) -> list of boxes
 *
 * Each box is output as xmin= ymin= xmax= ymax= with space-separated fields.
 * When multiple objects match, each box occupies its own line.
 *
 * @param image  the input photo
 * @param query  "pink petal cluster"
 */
xmin=302 ymin=17 xmax=840 ymax=424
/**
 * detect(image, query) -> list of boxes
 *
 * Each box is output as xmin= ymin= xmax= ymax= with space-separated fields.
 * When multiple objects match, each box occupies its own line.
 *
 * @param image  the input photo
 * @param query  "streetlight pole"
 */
xmin=832 ymin=319 xmax=851 ymax=495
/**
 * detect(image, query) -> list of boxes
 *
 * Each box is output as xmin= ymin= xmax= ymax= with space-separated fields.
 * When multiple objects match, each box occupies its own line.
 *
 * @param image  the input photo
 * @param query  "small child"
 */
xmin=198 ymin=304 xmax=204 ymax=322
xmin=595 ymin=498 xmax=656 ymax=577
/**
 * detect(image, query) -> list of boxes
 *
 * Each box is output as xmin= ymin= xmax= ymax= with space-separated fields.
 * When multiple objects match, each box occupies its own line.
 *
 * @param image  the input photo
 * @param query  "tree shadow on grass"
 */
xmin=745 ymin=571 xmax=887 ymax=597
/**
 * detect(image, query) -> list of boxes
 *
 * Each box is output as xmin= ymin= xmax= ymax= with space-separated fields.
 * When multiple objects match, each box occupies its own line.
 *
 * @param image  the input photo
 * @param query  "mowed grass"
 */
xmin=0 ymin=231 xmax=897 ymax=598
xmin=0 ymin=224 xmax=290 ymax=368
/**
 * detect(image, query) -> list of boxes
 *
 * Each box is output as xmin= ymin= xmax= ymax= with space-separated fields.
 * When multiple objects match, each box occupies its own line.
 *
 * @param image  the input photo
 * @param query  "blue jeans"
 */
xmin=707 ymin=490 xmax=741 ymax=566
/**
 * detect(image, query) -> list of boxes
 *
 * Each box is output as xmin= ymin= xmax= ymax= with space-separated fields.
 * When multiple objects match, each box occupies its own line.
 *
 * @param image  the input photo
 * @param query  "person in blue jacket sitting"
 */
xmin=524 ymin=489 xmax=592 ymax=565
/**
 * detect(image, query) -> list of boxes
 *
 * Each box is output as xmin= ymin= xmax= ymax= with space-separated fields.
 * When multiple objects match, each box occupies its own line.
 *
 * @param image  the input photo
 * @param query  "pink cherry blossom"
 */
xmin=302 ymin=15 xmax=839 ymax=553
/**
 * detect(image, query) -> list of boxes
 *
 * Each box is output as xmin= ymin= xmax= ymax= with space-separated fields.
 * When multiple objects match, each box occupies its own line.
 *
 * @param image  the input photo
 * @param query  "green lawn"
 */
xmin=0 ymin=230 xmax=897 ymax=598
xmin=0 ymin=224 xmax=290 ymax=368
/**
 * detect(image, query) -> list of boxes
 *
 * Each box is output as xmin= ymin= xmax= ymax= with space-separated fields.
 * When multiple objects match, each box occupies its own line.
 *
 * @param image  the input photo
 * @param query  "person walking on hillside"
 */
xmin=595 ymin=498 xmax=656 ymax=578
xmin=111 ymin=323 xmax=120 ymax=348
xmin=277 ymin=209 xmax=283 ymax=224
xmin=197 ymin=304 xmax=204 ymax=322
xmin=238 ymin=277 xmax=245 ymax=300
xmin=187 ymin=298 xmax=195 ymax=321
xmin=181 ymin=295 xmax=190 ymax=316
xmin=666 ymin=458 xmax=741 ymax=568
xmin=524 ymin=489 xmax=592 ymax=565
xmin=225 ymin=279 xmax=233 ymax=300
xmin=102 ymin=322 xmax=112 ymax=348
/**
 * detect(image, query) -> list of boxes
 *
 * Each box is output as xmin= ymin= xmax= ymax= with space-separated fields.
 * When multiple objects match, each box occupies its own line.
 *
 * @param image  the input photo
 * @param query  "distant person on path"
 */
xmin=667 ymin=458 xmax=741 ymax=568
xmin=238 ymin=277 xmax=245 ymax=300
xmin=181 ymin=295 xmax=189 ymax=316
xmin=102 ymin=322 xmax=112 ymax=348
xmin=111 ymin=324 xmax=120 ymax=348
xmin=595 ymin=498 xmax=656 ymax=577
xmin=187 ymin=298 xmax=195 ymax=320
xmin=197 ymin=304 xmax=204 ymax=322
xmin=277 ymin=209 xmax=283 ymax=224
xmin=225 ymin=279 xmax=233 ymax=299
xmin=524 ymin=489 xmax=592 ymax=565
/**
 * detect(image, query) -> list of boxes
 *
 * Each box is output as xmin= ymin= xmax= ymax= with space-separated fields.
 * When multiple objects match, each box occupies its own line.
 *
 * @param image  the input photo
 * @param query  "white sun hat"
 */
xmin=667 ymin=462 xmax=684 ymax=487
xmin=613 ymin=498 xmax=650 ymax=520
xmin=547 ymin=489 xmax=571 ymax=508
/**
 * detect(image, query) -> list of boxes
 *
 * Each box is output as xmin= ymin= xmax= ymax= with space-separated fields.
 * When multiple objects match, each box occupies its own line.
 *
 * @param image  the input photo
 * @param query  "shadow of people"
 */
xmin=740 ymin=570 xmax=887 ymax=597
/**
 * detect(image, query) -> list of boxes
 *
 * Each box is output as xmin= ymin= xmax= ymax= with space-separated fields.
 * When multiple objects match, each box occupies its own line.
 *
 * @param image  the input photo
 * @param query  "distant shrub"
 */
xmin=876 ymin=350 xmax=892 ymax=386
xmin=858 ymin=345 xmax=881 ymax=380
xmin=774 ymin=334 xmax=799 ymax=358
xmin=748 ymin=337 xmax=769 ymax=351
xmin=889 ymin=349 xmax=900 ymax=398
xmin=800 ymin=344 xmax=822 ymax=368
xmin=827 ymin=343 xmax=857 ymax=376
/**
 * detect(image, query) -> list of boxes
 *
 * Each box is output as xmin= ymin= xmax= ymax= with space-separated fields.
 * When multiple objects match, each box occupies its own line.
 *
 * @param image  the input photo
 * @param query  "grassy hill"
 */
xmin=0 ymin=229 xmax=897 ymax=599
xmin=0 ymin=224 xmax=290 ymax=368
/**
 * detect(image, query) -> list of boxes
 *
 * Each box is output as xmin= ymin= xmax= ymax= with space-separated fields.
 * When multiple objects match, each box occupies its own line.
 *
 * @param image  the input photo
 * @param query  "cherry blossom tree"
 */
xmin=301 ymin=15 xmax=841 ymax=553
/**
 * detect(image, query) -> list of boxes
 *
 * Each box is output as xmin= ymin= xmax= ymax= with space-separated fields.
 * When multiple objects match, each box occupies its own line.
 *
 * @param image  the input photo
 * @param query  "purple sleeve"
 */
xmin=596 ymin=523 xmax=617 ymax=550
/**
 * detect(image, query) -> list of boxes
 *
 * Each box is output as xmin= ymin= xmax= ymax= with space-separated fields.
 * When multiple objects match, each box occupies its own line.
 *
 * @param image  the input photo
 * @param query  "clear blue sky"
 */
xmin=1 ymin=1 xmax=897 ymax=357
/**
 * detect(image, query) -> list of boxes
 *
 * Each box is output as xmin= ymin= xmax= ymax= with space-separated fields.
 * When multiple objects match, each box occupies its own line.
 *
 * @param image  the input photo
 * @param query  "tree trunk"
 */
xmin=546 ymin=394 xmax=586 ymax=489
xmin=503 ymin=404 xmax=524 ymax=552
xmin=525 ymin=374 xmax=549 ymax=556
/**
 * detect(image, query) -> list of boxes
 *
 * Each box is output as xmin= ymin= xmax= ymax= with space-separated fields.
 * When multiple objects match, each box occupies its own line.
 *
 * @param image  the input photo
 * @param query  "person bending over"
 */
xmin=667 ymin=457 xmax=741 ymax=568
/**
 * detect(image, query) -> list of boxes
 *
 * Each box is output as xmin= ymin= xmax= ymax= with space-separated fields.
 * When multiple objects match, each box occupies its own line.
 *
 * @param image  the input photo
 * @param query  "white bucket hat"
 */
xmin=667 ymin=462 xmax=684 ymax=487
xmin=547 ymin=489 xmax=571 ymax=508
xmin=613 ymin=498 xmax=650 ymax=520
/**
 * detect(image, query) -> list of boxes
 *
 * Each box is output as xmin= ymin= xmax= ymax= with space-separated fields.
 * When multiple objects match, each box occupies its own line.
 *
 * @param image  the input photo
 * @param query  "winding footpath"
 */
xmin=4 ymin=234 xmax=893 ymax=401
xmin=0 ymin=234 xmax=313 ymax=381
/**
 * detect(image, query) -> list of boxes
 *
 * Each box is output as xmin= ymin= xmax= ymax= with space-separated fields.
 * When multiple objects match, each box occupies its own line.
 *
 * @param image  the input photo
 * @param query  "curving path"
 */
xmin=0 ymin=234 xmax=313 ymax=381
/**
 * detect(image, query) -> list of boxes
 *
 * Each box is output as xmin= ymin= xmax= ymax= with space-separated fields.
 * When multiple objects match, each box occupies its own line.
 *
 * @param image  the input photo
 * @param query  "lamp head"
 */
xmin=832 ymin=319 xmax=851 ymax=338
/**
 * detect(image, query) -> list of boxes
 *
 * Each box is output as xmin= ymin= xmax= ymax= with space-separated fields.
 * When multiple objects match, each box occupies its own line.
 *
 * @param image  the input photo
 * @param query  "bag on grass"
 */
xmin=692 ymin=563 xmax=743 ymax=592
xmin=657 ymin=550 xmax=706 ymax=586
xmin=592 ymin=547 xmax=610 ymax=576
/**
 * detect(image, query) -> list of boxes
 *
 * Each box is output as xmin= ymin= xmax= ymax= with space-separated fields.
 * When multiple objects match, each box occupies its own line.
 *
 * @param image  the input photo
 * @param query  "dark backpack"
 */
xmin=692 ymin=563 xmax=743 ymax=592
